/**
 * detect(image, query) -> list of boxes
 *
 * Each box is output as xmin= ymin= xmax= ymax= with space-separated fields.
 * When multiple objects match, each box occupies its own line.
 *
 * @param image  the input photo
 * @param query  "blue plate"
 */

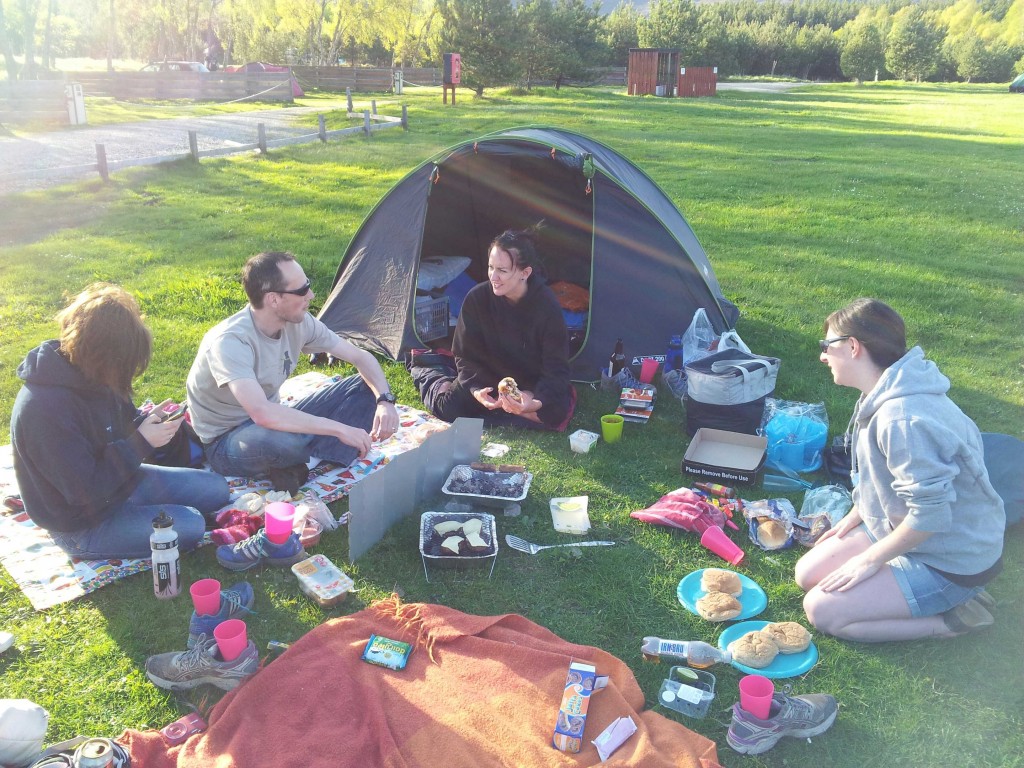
xmin=677 ymin=569 xmax=767 ymax=622
xmin=718 ymin=620 xmax=819 ymax=679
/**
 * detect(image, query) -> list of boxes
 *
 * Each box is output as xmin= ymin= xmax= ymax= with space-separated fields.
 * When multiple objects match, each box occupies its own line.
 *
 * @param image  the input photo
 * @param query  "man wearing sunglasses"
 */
xmin=186 ymin=251 xmax=399 ymax=493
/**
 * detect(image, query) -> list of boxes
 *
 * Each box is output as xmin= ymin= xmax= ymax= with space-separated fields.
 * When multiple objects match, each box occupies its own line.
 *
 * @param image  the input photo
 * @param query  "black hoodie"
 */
xmin=10 ymin=340 xmax=153 ymax=532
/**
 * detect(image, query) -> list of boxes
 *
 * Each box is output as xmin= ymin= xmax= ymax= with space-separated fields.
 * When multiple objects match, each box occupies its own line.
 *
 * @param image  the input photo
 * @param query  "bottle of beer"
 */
xmin=608 ymin=338 xmax=626 ymax=377
xmin=666 ymin=335 xmax=684 ymax=371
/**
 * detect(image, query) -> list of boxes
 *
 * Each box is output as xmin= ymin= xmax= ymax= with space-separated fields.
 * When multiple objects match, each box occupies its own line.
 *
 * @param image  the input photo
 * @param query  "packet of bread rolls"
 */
xmin=741 ymin=498 xmax=797 ymax=550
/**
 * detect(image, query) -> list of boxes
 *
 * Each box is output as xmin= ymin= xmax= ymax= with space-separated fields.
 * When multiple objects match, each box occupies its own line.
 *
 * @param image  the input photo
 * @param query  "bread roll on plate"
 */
xmin=763 ymin=621 xmax=812 ymax=653
xmin=701 ymin=568 xmax=743 ymax=597
xmin=696 ymin=591 xmax=742 ymax=622
xmin=727 ymin=630 xmax=780 ymax=669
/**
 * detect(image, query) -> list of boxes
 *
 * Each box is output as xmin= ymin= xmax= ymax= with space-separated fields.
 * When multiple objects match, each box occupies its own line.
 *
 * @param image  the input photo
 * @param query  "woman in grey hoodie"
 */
xmin=795 ymin=298 xmax=1004 ymax=641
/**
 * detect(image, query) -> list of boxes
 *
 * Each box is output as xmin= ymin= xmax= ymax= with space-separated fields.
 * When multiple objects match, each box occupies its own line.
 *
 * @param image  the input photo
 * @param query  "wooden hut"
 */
xmin=627 ymin=48 xmax=680 ymax=96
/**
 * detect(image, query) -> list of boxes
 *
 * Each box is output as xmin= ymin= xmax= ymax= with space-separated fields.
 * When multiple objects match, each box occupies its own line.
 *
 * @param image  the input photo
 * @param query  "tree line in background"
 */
xmin=1 ymin=0 xmax=1021 ymax=92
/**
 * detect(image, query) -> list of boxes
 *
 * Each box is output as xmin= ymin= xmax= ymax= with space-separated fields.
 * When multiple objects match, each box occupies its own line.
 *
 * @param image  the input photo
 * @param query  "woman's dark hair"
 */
xmin=825 ymin=298 xmax=907 ymax=369
xmin=56 ymin=283 xmax=152 ymax=400
xmin=242 ymin=251 xmax=296 ymax=308
xmin=490 ymin=227 xmax=544 ymax=275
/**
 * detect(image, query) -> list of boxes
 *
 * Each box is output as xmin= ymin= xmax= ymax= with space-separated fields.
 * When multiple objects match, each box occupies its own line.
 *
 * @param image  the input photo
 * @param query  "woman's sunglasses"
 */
xmin=818 ymin=336 xmax=851 ymax=353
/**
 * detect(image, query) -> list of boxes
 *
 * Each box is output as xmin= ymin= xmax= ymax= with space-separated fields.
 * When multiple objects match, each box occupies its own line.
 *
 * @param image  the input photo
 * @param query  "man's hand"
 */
xmin=370 ymin=402 xmax=399 ymax=441
xmin=472 ymin=387 xmax=501 ymax=410
xmin=335 ymin=423 xmax=372 ymax=458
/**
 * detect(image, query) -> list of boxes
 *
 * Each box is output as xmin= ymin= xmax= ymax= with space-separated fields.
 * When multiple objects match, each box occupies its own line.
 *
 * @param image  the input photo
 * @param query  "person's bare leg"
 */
xmin=802 ymin=565 xmax=953 ymax=642
xmin=795 ymin=527 xmax=873 ymax=591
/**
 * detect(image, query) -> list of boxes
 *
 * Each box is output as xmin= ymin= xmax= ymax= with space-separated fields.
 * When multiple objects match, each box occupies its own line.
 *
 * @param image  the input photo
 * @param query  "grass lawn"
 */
xmin=0 ymin=83 xmax=1021 ymax=767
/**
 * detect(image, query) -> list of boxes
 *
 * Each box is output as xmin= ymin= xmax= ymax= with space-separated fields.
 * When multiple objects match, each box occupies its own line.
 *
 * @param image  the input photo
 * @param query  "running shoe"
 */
xmin=727 ymin=691 xmax=838 ymax=755
xmin=145 ymin=635 xmax=258 ymax=691
xmin=187 ymin=581 xmax=256 ymax=649
xmin=215 ymin=530 xmax=305 ymax=572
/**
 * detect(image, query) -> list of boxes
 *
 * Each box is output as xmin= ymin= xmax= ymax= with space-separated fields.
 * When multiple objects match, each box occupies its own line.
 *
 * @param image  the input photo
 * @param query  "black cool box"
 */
xmin=682 ymin=428 xmax=768 ymax=485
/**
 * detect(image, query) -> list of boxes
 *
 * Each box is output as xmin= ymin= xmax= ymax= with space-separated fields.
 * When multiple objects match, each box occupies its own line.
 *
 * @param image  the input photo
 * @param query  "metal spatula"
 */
xmin=505 ymin=534 xmax=615 ymax=555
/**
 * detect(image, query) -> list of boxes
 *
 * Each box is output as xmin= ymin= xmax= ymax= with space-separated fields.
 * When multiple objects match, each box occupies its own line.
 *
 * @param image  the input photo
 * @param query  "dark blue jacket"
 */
xmin=10 ymin=340 xmax=153 ymax=532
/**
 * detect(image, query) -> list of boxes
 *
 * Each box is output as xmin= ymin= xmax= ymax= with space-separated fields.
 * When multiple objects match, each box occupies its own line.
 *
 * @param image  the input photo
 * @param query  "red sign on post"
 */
xmin=444 ymin=53 xmax=461 ymax=85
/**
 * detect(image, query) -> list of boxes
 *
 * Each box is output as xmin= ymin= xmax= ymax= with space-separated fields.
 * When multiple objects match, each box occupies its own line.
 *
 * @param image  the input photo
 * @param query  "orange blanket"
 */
xmin=123 ymin=598 xmax=722 ymax=768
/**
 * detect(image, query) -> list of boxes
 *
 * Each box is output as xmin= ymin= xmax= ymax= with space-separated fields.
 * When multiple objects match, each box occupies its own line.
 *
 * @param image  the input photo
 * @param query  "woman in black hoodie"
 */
xmin=410 ymin=229 xmax=574 ymax=430
xmin=10 ymin=284 xmax=228 ymax=559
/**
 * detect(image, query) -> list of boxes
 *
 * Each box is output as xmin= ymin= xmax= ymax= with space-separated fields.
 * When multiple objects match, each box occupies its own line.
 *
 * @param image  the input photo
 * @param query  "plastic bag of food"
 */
xmin=792 ymin=485 xmax=852 ymax=546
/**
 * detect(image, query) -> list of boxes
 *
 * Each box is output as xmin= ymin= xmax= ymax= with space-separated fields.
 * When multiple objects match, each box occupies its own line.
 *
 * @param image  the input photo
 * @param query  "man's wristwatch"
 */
xmin=376 ymin=392 xmax=397 ymax=405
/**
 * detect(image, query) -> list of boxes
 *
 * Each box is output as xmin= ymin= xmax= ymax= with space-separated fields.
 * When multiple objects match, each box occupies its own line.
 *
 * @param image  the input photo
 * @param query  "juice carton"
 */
xmin=552 ymin=661 xmax=608 ymax=753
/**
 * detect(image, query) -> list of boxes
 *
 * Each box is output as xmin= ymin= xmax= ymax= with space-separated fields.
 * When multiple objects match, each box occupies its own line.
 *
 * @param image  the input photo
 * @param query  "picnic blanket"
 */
xmin=122 ymin=597 xmax=723 ymax=768
xmin=0 ymin=373 xmax=449 ymax=610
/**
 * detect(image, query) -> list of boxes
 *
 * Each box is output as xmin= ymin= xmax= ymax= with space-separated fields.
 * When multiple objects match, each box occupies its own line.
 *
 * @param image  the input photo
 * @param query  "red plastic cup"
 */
xmin=639 ymin=358 xmax=660 ymax=384
xmin=739 ymin=674 xmax=775 ymax=719
xmin=213 ymin=619 xmax=248 ymax=662
xmin=189 ymin=578 xmax=221 ymax=617
xmin=700 ymin=525 xmax=745 ymax=565
xmin=264 ymin=501 xmax=295 ymax=544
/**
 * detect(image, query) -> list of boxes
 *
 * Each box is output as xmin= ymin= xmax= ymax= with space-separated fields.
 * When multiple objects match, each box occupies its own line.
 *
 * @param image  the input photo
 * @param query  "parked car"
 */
xmin=140 ymin=61 xmax=210 ymax=73
xmin=1010 ymin=73 xmax=1024 ymax=93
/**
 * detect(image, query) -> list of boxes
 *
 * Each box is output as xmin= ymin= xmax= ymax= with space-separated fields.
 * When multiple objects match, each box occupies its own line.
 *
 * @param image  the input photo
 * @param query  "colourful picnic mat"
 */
xmin=0 ymin=373 xmax=448 ymax=610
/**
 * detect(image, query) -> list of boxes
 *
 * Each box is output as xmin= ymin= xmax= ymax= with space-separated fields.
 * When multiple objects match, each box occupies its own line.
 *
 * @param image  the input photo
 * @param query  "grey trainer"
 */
xmin=145 ymin=634 xmax=259 ymax=691
xmin=727 ymin=691 xmax=838 ymax=755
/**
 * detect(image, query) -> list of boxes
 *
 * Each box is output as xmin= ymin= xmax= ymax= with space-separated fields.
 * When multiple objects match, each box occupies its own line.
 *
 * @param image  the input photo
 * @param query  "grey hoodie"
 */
xmin=852 ymin=347 xmax=1004 ymax=576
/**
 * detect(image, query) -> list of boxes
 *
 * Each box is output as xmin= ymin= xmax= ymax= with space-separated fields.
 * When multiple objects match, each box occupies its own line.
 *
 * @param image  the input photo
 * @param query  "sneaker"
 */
xmin=727 ymin=692 xmax=838 ymax=755
xmin=187 ymin=581 xmax=256 ymax=649
xmin=145 ymin=635 xmax=259 ymax=691
xmin=267 ymin=463 xmax=309 ymax=495
xmin=942 ymin=596 xmax=994 ymax=634
xmin=216 ymin=530 xmax=306 ymax=572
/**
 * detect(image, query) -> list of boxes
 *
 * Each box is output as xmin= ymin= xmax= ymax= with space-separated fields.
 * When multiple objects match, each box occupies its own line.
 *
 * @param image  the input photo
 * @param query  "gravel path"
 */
xmin=0 ymin=104 xmax=346 ymax=196
xmin=0 ymin=84 xmax=814 ymax=196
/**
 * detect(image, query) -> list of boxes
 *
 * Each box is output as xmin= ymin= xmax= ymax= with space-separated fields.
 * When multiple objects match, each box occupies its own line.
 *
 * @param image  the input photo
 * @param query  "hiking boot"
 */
xmin=187 ymin=581 xmax=256 ymax=649
xmin=727 ymin=691 xmax=838 ymax=755
xmin=216 ymin=530 xmax=306 ymax=572
xmin=267 ymin=463 xmax=309 ymax=495
xmin=942 ymin=596 xmax=995 ymax=635
xmin=145 ymin=635 xmax=259 ymax=691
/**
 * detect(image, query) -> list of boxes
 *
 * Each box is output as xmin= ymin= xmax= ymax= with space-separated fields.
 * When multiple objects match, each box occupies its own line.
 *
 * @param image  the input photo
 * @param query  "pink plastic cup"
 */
xmin=213 ymin=619 xmax=248 ymax=662
xmin=189 ymin=578 xmax=221 ymax=617
xmin=639 ymin=358 xmax=660 ymax=384
xmin=264 ymin=502 xmax=295 ymax=545
xmin=700 ymin=525 xmax=745 ymax=565
xmin=739 ymin=675 xmax=775 ymax=719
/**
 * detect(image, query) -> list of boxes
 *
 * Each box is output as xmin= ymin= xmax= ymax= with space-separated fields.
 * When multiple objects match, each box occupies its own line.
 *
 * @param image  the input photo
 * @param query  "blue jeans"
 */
xmin=49 ymin=465 xmax=228 ymax=560
xmin=205 ymin=374 xmax=376 ymax=477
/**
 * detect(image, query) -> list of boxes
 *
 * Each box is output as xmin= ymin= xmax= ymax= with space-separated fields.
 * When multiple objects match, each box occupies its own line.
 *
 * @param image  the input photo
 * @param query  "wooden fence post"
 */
xmin=257 ymin=123 xmax=267 ymax=153
xmin=95 ymin=143 xmax=108 ymax=181
xmin=188 ymin=131 xmax=199 ymax=161
xmin=346 ymin=88 xmax=353 ymax=113
xmin=363 ymin=110 xmax=371 ymax=137
xmin=318 ymin=114 xmax=327 ymax=143
xmin=401 ymin=105 xmax=408 ymax=130
xmin=371 ymin=99 xmax=377 ymax=115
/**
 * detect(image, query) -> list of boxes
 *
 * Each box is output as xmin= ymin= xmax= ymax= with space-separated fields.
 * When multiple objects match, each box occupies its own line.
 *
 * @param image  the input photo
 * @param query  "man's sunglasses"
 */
xmin=275 ymin=280 xmax=311 ymax=297
xmin=819 ymin=336 xmax=851 ymax=353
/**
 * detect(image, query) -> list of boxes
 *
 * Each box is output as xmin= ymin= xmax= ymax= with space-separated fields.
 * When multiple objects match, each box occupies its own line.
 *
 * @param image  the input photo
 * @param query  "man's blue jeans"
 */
xmin=205 ymin=374 xmax=376 ymax=478
xmin=49 ymin=465 xmax=228 ymax=560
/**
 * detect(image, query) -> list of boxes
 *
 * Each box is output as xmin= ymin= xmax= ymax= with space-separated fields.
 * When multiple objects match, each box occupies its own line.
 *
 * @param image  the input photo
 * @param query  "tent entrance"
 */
xmin=416 ymin=142 xmax=595 ymax=355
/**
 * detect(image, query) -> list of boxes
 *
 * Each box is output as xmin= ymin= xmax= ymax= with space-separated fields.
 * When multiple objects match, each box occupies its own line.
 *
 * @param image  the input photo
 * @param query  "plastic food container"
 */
xmin=291 ymin=554 xmax=354 ymax=607
xmin=441 ymin=465 xmax=532 ymax=508
xmin=658 ymin=667 xmax=716 ymax=718
xmin=419 ymin=511 xmax=498 ymax=582
xmin=549 ymin=496 xmax=591 ymax=534
xmin=569 ymin=429 xmax=599 ymax=454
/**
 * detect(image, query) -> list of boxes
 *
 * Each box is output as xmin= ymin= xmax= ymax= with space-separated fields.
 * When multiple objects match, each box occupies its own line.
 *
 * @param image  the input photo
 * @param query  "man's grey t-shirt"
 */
xmin=186 ymin=307 xmax=339 ymax=443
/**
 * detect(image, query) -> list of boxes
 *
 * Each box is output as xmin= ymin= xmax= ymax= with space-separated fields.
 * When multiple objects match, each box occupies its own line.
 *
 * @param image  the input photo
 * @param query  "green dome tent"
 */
xmin=317 ymin=126 xmax=738 ymax=381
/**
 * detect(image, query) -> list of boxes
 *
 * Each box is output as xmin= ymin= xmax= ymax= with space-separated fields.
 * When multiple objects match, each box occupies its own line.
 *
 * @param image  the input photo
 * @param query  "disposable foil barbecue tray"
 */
xmin=441 ymin=465 xmax=533 ymax=508
xmin=419 ymin=511 xmax=498 ymax=581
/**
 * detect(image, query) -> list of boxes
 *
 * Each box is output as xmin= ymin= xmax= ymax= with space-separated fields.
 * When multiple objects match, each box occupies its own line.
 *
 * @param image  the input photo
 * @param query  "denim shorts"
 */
xmin=863 ymin=525 xmax=981 ymax=617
